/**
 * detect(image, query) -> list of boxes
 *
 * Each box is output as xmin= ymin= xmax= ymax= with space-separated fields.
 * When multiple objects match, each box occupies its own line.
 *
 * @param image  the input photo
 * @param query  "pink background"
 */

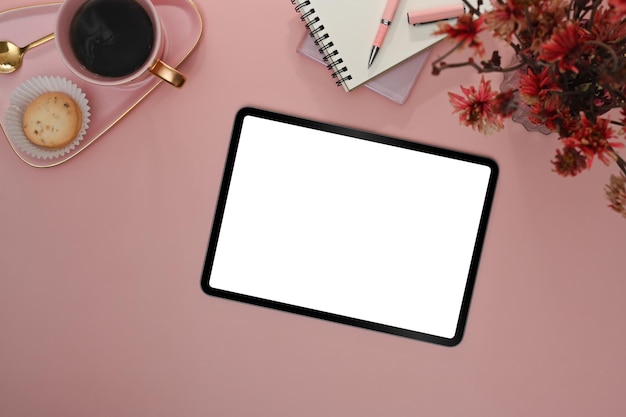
xmin=2 ymin=1 xmax=626 ymax=415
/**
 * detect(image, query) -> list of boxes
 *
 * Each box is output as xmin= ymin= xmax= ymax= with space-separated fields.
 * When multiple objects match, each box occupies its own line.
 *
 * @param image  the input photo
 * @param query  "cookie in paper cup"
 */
xmin=4 ymin=76 xmax=91 ymax=160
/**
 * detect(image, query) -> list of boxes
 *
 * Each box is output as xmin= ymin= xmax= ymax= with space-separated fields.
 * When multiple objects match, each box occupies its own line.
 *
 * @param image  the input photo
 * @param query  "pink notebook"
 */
xmin=297 ymin=32 xmax=431 ymax=104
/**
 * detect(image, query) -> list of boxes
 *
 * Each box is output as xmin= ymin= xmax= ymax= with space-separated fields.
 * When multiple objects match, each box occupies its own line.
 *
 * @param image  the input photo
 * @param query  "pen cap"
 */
xmin=407 ymin=4 xmax=465 ymax=25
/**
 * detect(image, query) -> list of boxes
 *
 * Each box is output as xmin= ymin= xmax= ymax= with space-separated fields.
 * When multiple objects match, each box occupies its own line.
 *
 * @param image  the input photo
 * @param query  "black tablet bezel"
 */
xmin=201 ymin=107 xmax=498 ymax=346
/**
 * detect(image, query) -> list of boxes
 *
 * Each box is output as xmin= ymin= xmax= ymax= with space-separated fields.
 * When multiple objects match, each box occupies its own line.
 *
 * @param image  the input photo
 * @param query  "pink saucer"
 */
xmin=0 ymin=0 xmax=203 ymax=168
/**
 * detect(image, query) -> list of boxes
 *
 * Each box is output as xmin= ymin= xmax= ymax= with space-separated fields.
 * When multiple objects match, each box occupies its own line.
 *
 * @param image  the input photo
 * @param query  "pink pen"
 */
xmin=407 ymin=4 xmax=465 ymax=25
xmin=368 ymin=0 xmax=401 ymax=68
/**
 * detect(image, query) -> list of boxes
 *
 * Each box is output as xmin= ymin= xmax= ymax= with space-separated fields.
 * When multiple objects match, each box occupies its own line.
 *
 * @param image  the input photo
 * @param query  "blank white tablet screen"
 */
xmin=208 ymin=112 xmax=494 ymax=341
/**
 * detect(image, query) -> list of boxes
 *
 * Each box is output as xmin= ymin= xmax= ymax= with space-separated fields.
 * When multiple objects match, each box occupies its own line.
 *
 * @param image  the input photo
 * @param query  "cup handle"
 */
xmin=150 ymin=60 xmax=186 ymax=87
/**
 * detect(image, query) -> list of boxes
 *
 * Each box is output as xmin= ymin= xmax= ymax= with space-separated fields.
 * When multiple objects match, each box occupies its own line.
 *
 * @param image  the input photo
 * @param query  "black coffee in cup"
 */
xmin=69 ymin=0 xmax=155 ymax=78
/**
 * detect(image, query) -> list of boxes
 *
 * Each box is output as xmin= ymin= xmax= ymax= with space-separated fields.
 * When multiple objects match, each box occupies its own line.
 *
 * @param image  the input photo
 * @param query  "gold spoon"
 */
xmin=0 ymin=33 xmax=55 ymax=74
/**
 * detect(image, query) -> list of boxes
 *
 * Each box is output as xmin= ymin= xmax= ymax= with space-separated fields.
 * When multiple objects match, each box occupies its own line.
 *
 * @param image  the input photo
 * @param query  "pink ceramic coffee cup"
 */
xmin=55 ymin=0 xmax=185 ymax=87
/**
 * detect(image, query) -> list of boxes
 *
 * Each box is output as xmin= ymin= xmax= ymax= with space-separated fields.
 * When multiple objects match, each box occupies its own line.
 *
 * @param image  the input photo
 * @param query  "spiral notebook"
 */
xmin=291 ymin=0 xmax=462 ymax=91
xmin=297 ymin=32 xmax=431 ymax=104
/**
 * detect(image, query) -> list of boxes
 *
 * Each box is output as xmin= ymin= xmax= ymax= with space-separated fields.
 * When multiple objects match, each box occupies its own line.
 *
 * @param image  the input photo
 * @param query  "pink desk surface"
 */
xmin=1 ymin=1 xmax=625 ymax=416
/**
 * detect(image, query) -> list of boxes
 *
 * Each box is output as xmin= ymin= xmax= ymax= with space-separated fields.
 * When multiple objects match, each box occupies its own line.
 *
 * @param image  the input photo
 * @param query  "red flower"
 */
xmin=448 ymin=76 xmax=504 ymax=134
xmin=518 ymin=66 xmax=561 ymax=105
xmin=551 ymin=146 xmax=588 ymax=177
xmin=434 ymin=14 xmax=487 ymax=56
xmin=484 ymin=0 xmax=525 ymax=41
xmin=605 ymin=173 xmax=626 ymax=218
xmin=609 ymin=0 xmax=626 ymax=16
xmin=538 ymin=21 xmax=591 ymax=73
xmin=561 ymin=114 xmax=623 ymax=167
xmin=528 ymin=95 xmax=562 ymax=132
xmin=526 ymin=0 xmax=569 ymax=54
xmin=556 ymin=109 xmax=582 ymax=138
xmin=591 ymin=6 xmax=626 ymax=41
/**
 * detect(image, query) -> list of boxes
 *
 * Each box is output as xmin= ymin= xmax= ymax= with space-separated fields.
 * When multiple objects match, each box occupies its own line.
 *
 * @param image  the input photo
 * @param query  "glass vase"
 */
xmin=500 ymin=60 xmax=552 ymax=135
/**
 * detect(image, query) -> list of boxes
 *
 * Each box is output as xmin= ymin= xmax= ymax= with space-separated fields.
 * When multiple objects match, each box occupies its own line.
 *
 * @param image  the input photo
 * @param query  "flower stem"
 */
xmin=610 ymin=148 xmax=626 ymax=176
xmin=617 ymin=155 xmax=626 ymax=176
xmin=431 ymin=41 xmax=466 ymax=71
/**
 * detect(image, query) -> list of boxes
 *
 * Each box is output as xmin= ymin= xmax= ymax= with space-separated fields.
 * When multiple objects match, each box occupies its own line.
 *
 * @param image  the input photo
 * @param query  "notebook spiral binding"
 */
xmin=291 ymin=0 xmax=352 ymax=87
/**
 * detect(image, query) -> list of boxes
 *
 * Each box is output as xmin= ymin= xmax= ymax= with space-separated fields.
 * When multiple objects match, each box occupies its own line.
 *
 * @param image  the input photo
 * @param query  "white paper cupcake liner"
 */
xmin=5 ymin=76 xmax=91 ymax=160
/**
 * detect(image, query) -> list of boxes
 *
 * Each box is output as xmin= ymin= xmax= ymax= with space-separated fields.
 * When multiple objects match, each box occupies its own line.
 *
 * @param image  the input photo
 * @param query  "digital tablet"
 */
xmin=201 ymin=107 xmax=498 ymax=346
